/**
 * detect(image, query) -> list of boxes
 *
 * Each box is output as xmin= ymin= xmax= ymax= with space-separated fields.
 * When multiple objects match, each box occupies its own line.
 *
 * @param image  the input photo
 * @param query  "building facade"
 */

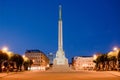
xmin=72 ymin=56 xmax=95 ymax=70
xmin=25 ymin=50 xmax=49 ymax=70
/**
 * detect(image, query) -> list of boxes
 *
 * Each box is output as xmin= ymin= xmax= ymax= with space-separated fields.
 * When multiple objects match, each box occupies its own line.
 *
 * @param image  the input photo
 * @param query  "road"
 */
xmin=0 ymin=70 xmax=120 ymax=80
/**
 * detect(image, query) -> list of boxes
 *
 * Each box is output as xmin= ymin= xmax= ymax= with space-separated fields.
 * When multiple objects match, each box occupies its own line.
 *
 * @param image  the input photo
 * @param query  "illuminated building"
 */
xmin=72 ymin=56 xmax=95 ymax=70
xmin=25 ymin=50 xmax=49 ymax=70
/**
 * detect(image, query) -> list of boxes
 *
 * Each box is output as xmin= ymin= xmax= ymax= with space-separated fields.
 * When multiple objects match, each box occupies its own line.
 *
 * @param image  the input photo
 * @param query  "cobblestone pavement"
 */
xmin=0 ymin=70 xmax=120 ymax=80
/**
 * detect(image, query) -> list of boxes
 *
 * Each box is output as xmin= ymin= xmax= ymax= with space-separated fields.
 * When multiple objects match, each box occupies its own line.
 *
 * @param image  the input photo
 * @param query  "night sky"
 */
xmin=0 ymin=0 xmax=120 ymax=62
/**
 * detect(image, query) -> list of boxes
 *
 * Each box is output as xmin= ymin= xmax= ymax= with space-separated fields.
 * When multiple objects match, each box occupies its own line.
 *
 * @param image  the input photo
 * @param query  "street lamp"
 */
xmin=113 ymin=47 xmax=118 ymax=51
xmin=2 ymin=47 xmax=13 ymax=58
xmin=2 ymin=46 xmax=8 ymax=53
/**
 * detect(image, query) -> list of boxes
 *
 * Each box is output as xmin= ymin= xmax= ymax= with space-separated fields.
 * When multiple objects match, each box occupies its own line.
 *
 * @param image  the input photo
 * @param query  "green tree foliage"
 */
xmin=94 ymin=53 xmax=118 ymax=71
xmin=10 ymin=54 xmax=24 ymax=71
xmin=109 ymin=56 xmax=117 ymax=70
xmin=0 ymin=51 xmax=8 ymax=60
xmin=118 ymin=51 xmax=120 ymax=68
xmin=0 ymin=50 xmax=8 ymax=72
xmin=23 ymin=60 xmax=29 ymax=70
xmin=29 ymin=59 xmax=33 ymax=66
xmin=23 ymin=59 xmax=33 ymax=70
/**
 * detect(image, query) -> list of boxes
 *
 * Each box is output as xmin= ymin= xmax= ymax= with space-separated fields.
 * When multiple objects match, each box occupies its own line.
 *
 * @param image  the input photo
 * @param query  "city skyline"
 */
xmin=0 ymin=0 xmax=120 ymax=62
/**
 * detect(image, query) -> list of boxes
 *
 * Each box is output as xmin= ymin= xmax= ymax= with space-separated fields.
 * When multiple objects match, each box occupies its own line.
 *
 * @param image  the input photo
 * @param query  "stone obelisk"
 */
xmin=53 ymin=5 xmax=69 ymax=71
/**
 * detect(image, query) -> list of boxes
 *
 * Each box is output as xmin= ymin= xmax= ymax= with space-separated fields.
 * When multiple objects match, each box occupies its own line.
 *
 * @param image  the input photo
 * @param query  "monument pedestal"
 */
xmin=52 ymin=65 xmax=70 ymax=72
xmin=52 ymin=58 xmax=70 ymax=72
xmin=52 ymin=51 xmax=70 ymax=72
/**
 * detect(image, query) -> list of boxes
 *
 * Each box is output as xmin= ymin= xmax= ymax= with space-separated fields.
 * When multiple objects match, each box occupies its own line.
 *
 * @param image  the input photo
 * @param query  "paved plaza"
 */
xmin=0 ymin=70 xmax=120 ymax=80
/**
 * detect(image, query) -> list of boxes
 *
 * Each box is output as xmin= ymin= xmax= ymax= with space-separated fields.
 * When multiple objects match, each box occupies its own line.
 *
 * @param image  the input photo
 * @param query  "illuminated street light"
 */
xmin=2 ymin=46 xmax=8 ymax=52
xmin=113 ymin=47 xmax=118 ymax=51
xmin=1 ymin=47 xmax=13 ymax=58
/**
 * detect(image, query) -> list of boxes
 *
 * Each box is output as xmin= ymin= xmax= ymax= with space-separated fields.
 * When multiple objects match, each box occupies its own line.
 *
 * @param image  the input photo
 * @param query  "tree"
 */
xmin=0 ymin=50 xmax=8 ymax=72
xmin=105 ymin=54 xmax=111 ymax=71
xmin=93 ymin=54 xmax=108 ymax=71
xmin=94 ymin=55 xmax=101 ymax=70
xmin=23 ymin=59 xmax=33 ymax=70
xmin=29 ymin=59 xmax=33 ymax=69
xmin=109 ymin=56 xmax=117 ymax=70
xmin=101 ymin=54 xmax=110 ymax=71
xmin=100 ymin=54 xmax=105 ymax=70
xmin=23 ymin=60 xmax=29 ymax=70
xmin=102 ymin=54 xmax=110 ymax=71
xmin=118 ymin=51 xmax=120 ymax=69
xmin=10 ymin=54 xmax=24 ymax=71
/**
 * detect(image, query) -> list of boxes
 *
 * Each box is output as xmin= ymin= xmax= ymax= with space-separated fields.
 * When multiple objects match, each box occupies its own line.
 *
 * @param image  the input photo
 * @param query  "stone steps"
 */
xmin=50 ymin=65 xmax=71 ymax=72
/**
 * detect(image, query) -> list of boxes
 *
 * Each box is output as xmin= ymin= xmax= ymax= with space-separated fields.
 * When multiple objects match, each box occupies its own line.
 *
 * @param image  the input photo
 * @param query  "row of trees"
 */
xmin=0 ymin=50 xmax=33 ymax=72
xmin=93 ymin=51 xmax=120 ymax=71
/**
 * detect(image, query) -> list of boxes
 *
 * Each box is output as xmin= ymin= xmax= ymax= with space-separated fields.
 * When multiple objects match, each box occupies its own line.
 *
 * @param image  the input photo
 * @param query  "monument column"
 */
xmin=53 ymin=5 xmax=69 ymax=67
xmin=58 ymin=5 xmax=63 ymax=51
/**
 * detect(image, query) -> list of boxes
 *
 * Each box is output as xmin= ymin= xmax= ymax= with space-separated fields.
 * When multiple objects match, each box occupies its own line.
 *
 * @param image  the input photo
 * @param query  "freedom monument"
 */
xmin=53 ymin=5 xmax=69 ymax=71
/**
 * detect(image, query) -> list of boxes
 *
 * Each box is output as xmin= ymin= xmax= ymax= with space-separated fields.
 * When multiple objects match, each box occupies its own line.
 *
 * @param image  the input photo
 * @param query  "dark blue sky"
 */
xmin=0 ymin=0 xmax=120 ymax=62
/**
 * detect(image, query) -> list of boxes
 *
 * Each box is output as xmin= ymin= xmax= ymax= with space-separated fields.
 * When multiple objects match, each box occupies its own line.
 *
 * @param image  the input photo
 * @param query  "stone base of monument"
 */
xmin=51 ymin=65 xmax=70 ymax=72
xmin=49 ymin=60 xmax=71 ymax=72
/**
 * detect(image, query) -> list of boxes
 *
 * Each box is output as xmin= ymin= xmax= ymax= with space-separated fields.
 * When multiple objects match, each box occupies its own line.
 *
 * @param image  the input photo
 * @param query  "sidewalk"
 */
xmin=0 ymin=72 xmax=18 ymax=78
xmin=0 ymin=73 xmax=9 ymax=78
xmin=107 ymin=71 xmax=120 ymax=77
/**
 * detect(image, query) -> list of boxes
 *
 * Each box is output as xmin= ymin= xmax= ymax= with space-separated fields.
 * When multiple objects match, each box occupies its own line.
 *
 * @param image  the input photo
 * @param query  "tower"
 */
xmin=53 ymin=5 xmax=69 ymax=67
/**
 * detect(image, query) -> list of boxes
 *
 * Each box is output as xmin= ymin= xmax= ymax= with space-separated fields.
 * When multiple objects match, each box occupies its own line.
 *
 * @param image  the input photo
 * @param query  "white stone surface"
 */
xmin=53 ymin=5 xmax=69 ymax=69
